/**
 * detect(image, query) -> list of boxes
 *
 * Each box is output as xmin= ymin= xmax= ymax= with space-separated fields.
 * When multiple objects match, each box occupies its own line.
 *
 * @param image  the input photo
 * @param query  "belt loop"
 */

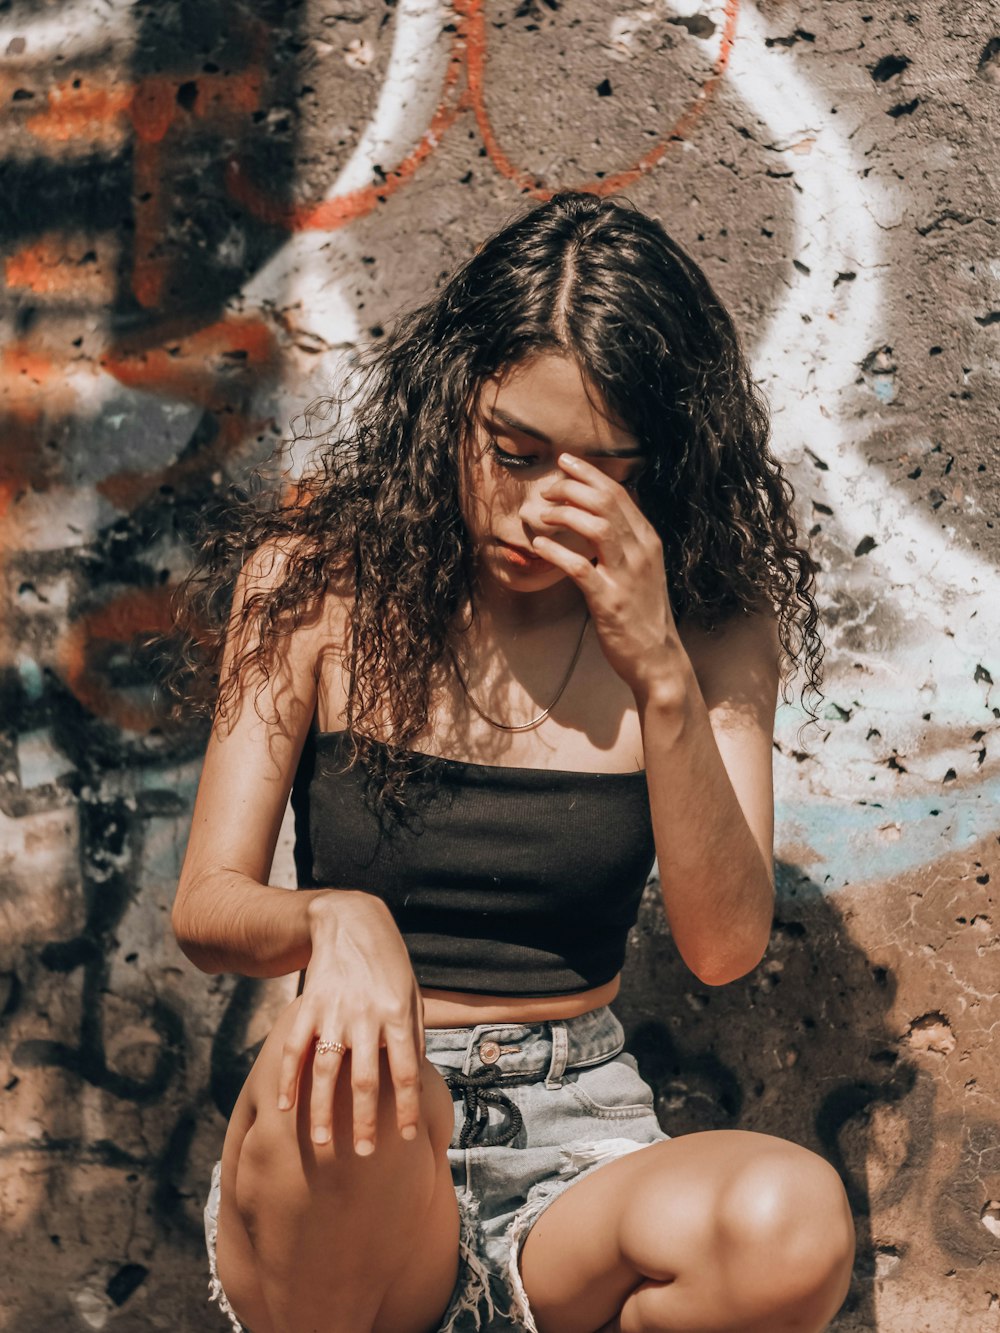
xmin=462 ymin=1025 xmax=483 ymax=1076
xmin=545 ymin=1020 xmax=569 ymax=1089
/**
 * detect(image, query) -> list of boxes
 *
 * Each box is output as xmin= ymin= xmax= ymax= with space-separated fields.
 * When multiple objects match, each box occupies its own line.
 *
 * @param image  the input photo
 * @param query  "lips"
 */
xmin=498 ymin=539 xmax=545 ymax=566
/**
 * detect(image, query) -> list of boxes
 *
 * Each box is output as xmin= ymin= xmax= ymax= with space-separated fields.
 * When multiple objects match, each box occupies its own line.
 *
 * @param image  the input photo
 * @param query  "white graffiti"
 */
xmin=726 ymin=6 xmax=996 ymax=886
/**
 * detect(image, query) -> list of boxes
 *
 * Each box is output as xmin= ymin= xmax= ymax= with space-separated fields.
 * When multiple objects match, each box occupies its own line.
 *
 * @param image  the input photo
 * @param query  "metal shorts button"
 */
xmin=478 ymin=1040 xmax=520 ymax=1065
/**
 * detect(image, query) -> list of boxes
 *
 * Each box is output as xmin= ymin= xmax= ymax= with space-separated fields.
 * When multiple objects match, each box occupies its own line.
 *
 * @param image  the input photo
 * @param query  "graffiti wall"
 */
xmin=1 ymin=1 xmax=996 ymax=1328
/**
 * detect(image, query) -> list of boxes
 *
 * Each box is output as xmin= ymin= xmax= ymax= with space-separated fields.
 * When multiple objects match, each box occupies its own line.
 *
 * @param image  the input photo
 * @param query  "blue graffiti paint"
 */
xmin=776 ymin=775 xmax=998 ymax=889
xmin=17 ymin=655 xmax=44 ymax=701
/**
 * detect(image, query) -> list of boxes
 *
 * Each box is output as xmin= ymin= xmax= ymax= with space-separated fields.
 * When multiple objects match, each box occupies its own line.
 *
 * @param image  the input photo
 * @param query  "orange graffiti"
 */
xmin=24 ymin=77 xmax=132 ymax=144
xmin=58 ymin=585 xmax=176 ymax=734
xmin=24 ymin=56 xmax=265 ymax=308
xmin=127 ymin=63 xmax=265 ymax=307
xmin=224 ymin=49 xmax=469 ymax=229
xmin=0 ymin=343 xmax=55 ymax=424
xmin=24 ymin=68 xmax=264 ymax=144
xmin=1 ymin=4 xmax=740 ymax=517
xmin=101 ymin=318 xmax=276 ymax=410
xmin=226 ymin=0 xmax=740 ymax=231
xmin=133 ymin=65 xmax=263 ymax=307
xmin=11 ymin=0 xmax=270 ymax=312
xmin=461 ymin=0 xmax=739 ymax=196
xmin=2 ymin=344 xmax=54 ymax=386
xmin=5 ymin=237 xmax=114 ymax=300
xmin=0 ymin=347 xmax=64 ymax=517
xmin=97 ymin=315 xmax=275 ymax=509
xmin=0 ymin=415 xmax=50 ymax=509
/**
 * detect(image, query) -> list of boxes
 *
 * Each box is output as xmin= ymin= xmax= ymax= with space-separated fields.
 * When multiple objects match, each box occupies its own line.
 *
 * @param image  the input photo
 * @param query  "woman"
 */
xmin=169 ymin=191 xmax=855 ymax=1333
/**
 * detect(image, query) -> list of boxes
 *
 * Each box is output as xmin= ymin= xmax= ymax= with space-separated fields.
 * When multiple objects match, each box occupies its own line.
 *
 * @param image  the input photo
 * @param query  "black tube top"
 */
xmin=290 ymin=728 xmax=657 ymax=996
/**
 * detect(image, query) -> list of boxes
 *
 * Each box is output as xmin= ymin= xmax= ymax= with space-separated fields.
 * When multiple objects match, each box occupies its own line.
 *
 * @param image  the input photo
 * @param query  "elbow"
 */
xmin=171 ymin=893 xmax=222 ymax=975
xmin=685 ymin=928 xmax=773 ymax=988
xmin=692 ymin=953 xmax=765 ymax=987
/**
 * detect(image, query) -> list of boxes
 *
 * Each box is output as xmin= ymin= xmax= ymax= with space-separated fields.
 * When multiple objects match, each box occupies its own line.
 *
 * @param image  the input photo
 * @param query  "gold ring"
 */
xmin=316 ymin=1039 xmax=347 ymax=1055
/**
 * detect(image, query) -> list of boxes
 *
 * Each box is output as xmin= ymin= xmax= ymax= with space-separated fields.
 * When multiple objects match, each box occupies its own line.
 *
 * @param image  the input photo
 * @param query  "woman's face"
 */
xmin=460 ymin=352 xmax=646 ymax=595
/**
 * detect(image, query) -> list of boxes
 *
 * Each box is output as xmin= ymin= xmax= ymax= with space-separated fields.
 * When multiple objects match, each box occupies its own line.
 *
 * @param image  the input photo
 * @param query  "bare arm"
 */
xmin=636 ymin=612 xmax=779 ymax=986
xmin=171 ymin=542 xmax=425 ymax=1151
xmin=172 ymin=539 xmax=349 ymax=976
xmin=529 ymin=450 xmax=779 ymax=988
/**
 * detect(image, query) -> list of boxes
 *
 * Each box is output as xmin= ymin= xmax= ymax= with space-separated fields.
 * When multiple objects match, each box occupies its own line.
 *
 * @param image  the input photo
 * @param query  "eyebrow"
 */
xmin=488 ymin=407 xmax=644 ymax=458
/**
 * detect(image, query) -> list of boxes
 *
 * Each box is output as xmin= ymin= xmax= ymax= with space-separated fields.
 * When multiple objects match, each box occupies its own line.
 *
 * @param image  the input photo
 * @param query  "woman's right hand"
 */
xmin=276 ymin=890 xmax=426 ymax=1154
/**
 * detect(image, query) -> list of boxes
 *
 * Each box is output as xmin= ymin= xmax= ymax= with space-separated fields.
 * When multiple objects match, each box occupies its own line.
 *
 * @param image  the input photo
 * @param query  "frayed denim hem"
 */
xmin=505 ymin=1138 xmax=652 ymax=1333
xmin=204 ymin=1160 xmax=248 ymax=1333
xmin=438 ymin=1186 xmax=496 ymax=1333
xmin=202 ymin=1136 xmax=654 ymax=1333
xmin=202 ymin=1162 xmax=492 ymax=1333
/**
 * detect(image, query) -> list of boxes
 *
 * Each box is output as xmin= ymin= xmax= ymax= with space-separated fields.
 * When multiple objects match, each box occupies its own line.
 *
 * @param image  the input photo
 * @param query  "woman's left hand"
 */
xmin=531 ymin=453 xmax=684 ymax=699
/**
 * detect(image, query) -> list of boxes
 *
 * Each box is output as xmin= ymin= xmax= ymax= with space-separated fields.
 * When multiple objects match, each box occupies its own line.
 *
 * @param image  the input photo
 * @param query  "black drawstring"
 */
xmin=443 ymin=1065 xmax=529 ymax=1147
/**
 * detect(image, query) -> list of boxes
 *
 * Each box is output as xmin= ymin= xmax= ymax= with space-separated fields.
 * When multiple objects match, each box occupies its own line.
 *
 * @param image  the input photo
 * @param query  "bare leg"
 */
xmin=215 ymin=997 xmax=461 ymax=1333
xmin=520 ymin=1130 xmax=855 ymax=1333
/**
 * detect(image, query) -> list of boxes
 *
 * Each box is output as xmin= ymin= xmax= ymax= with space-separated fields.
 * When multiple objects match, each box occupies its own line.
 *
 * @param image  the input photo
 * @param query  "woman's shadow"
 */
xmin=615 ymin=859 xmax=936 ymax=1332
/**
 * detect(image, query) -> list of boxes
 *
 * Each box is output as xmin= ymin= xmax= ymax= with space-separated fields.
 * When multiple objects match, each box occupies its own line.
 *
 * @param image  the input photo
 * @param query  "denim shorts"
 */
xmin=204 ymin=1004 xmax=670 ymax=1332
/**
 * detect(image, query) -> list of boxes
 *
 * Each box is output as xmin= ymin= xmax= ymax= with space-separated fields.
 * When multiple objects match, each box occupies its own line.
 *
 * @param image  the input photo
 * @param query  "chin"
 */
xmin=495 ymin=566 xmax=559 ymax=587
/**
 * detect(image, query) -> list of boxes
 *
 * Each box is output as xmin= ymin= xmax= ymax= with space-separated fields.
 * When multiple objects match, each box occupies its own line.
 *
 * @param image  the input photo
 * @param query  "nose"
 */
xmin=518 ymin=469 xmax=557 ymax=543
xmin=518 ymin=471 xmax=590 ymax=557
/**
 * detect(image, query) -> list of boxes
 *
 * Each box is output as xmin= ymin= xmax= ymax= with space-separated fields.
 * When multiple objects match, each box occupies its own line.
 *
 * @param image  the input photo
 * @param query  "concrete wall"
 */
xmin=1 ymin=1 xmax=997 ymax=1328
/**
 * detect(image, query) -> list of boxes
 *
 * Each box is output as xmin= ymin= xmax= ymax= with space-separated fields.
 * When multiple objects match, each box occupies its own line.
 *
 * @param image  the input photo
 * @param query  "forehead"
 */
xmin=480 ymin=352 xmax=637 ymax=451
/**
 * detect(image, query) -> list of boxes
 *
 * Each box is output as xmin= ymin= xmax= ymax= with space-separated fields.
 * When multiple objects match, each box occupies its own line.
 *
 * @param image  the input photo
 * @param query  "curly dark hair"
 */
xmin=159 ymin=190 xmax=821 ymax=819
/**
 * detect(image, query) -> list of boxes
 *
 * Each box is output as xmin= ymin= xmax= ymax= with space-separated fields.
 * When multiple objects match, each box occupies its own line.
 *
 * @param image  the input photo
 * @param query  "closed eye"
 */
xmin=488 ymin=438 xmax=535 ymax=469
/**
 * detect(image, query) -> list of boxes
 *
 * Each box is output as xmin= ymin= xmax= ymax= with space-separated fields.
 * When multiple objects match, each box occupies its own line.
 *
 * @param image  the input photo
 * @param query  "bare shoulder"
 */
xmin=678 ymin=608 xmax=781 ymax=726
xmin=221 ymin=535 xmax=355 ymax=735
xmin=235 ymin=534 xmax=354 ymax=637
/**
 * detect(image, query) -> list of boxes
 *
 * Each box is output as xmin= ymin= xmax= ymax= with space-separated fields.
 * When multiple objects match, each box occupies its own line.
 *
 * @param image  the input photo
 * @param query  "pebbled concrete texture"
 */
xmin=0 ymin=1 xmax=997 ymax=1329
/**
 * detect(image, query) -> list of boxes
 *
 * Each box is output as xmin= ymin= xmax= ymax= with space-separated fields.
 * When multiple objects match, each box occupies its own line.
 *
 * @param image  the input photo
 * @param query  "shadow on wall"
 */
xmin=4 ymin=836 xmax=992 ymax=1330
xmin=3 ymin=959 xmax=270 ymax=1331
xmin=615 ymin=861 xmax=937 ymax=1333
xmin=0 ymin=0 xmax=308 ymax=1316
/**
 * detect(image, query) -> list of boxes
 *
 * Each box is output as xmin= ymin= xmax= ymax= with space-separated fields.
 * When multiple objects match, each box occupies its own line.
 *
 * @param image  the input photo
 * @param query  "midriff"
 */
xmin=420 ymin=974 xmax=621 ymax=1027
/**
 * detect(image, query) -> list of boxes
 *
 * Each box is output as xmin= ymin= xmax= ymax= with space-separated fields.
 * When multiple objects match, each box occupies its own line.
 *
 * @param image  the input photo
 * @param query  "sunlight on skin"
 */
xmin=458 ymin=352 xmax=647 ymax=630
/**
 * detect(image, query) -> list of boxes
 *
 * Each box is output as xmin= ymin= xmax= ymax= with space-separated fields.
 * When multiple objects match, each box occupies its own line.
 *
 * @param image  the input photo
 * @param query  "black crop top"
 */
xmin=290 ymin=728 xmax=657 ymax=996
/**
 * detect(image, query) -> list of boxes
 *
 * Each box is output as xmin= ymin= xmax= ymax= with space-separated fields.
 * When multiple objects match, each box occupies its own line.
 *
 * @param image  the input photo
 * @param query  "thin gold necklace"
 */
xmin=447 ymin=611 xmax=591 ymax=732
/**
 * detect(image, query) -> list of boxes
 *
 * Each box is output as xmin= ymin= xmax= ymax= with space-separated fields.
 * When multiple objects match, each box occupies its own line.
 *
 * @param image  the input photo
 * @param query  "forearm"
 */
xmin=172 ymin=871 xmax=372 ymax=978
xmin=635 ymin=646 xmax=775 ymax=986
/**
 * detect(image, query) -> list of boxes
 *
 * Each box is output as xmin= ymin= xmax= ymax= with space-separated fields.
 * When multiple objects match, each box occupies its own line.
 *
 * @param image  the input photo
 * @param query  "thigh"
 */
xmin=518 ymin=1129 xmax=849 ymax=1333
xmin=216 ymin=997 xmax=462 ymax=1333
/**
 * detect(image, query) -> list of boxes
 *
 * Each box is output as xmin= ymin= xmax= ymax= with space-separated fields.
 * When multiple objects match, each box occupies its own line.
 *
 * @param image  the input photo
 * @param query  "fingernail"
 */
xmin=278 ymin=1094 xmax=291 ymax=1111
xmin=401 ymin=1125 xmax=417 ymax=1141
xmin=313 ymin=1127 xmax=331 ymax=1144
xmin=355 ymin=1139 xmax=375 ymax=1156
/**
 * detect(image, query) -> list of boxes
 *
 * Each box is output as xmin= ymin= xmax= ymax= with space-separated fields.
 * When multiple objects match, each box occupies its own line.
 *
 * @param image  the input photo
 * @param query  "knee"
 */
xmin=718 ymin=1144 xmax=855 ymax=1304
xmin=237 ymin=1042 xmax=453 ymax=1180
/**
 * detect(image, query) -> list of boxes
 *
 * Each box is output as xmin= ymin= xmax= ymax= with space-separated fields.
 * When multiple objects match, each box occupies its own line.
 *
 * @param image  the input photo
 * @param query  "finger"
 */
xmin=542 ymin=474 xmax=646 ymax=532
xmin=537 ymin=505 xmax=622 ymax=563
xmin=539 ymin=476 xmax=610 ymax=516
xmin=309 ymin=1038 xmax=347 ymax=1146
xmin=384 ymin=1021 xmax=424 ymax=1142
xmin=529 ymin=534 xmax=602 ymax=583
xmin=556 ymin=452 xmax=625 ymax=490
xmin=349 ymin=1031 xmax=381 ymax=1156
xmin=277 ymin=1010 xmax=320 ymax=1111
